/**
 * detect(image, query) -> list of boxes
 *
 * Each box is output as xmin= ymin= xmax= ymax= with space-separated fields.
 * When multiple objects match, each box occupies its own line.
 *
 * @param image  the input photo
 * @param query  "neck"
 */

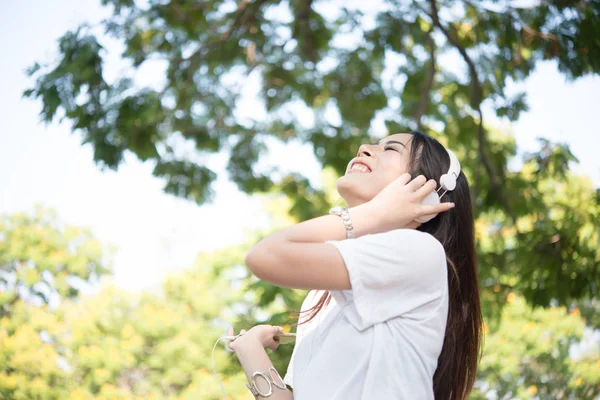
xmin=343 ymin=195 xmax=368 ymax=209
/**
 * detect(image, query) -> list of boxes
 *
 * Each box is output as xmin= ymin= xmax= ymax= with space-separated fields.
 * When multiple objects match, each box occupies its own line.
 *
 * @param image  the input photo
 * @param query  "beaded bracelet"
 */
xmin=329 ymin=206 xmax=355 ymax=239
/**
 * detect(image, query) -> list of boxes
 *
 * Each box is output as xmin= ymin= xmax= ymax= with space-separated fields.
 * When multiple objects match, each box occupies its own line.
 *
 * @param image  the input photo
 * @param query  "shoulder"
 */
xmin=370 ymin=228 xmax=442 ymax=245
xmin=366 ymin=229 xmax=445 ymax=256
xmin=330 ymin=229 xmax=446 ymax=270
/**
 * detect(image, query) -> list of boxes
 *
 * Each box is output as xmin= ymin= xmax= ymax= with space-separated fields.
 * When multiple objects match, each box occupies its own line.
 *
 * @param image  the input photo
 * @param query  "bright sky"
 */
xmin=1 ymin=1 xmax=599 ymax=291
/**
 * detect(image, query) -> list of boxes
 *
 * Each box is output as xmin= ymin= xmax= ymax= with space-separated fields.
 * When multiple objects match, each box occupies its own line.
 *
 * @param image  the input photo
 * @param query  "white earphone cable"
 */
xmin=211 ymin=335 xmax=237 ymax=400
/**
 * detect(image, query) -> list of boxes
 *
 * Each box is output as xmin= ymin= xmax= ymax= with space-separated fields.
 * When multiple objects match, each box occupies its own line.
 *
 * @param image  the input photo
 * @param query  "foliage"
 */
xmin=0 ymin=207 xmax=251 ymax=399
xmin=59 ymin=281 xmax=252 ymax=399
xmin=23 ymin=0 xmax=600 ymax=201
xmin=15 ymin=0 xmax=600 ymax=396
xmin=0 ymin=301 xmax=70 ymax=400
xmin=472 ymin=294 xmax=600 ymax=400
xmin=0 ymin=205 xmax=110 ymax=318
xmin=1 ymin=206 xmax=599 ymax=399
xmin=0 ymin=207 xmax=110 ymax=399
xmin=23 ymin=0 xmax=600 ymax=312
xmin=477 ymin=147 xmax=600 ymax=322
xmin=0 ymin=208 xmax=301 ymax=399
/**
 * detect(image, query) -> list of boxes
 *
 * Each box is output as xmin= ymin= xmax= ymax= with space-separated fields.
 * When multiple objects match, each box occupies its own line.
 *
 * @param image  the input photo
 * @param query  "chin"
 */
xmin=336 ymin=175 xmax=375 ymax=207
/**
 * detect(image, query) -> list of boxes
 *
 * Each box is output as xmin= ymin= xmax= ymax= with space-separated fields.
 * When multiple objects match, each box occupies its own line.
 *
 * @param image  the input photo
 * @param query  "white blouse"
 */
xmin=284 ymin=229 xmax=449 ymax=400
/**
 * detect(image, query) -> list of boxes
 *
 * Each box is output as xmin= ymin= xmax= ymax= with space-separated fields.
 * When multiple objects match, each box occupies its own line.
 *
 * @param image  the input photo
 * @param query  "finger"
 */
xmin=226 ymin=327 xmax=236 ymax=350
xmin=406 ymin=175 xmax=427 ymax=191
xmin=268 ymin=340 xmax=280 ymax=351
xmin=272 ymin=326 xmax=284 ymax=341
xmin=396 ymin=172 xmax=412 ymax=185
xmin=227 ymin=328 xmax=235 ymax=350
xmin=415 ymin=179 xmax=438 ymax=199
xmin=420 ymin=202 xmax=455 ymax=216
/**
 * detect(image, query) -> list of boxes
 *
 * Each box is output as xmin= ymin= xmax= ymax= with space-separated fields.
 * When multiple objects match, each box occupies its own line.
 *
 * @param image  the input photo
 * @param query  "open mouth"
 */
xmin=349 ymin=162 xmax=372 ymax=173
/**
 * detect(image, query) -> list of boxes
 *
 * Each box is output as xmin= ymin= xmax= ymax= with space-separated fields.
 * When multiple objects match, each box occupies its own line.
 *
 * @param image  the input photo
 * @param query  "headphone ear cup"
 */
xmin=415 ymin=190 xmax=440 ymax=224
xmin=439 ymin=174 xmax=457 ymax=191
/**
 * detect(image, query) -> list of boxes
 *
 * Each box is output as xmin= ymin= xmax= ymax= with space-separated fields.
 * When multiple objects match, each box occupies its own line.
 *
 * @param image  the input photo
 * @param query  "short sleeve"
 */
xmin=327 ymin=229 xmax=447 ymax=331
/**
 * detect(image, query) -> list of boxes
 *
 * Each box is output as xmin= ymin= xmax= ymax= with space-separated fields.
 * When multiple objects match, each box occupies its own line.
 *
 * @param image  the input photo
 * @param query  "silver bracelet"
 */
xmin=329 ymin=206 xmax=355 ymax=239
xmin=245 ymin=366 xmax=287 ymax=398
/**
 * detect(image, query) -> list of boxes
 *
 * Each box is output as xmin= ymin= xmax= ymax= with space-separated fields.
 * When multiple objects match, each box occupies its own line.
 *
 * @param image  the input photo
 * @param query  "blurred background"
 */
xmin=1 ymin=0 xmax=599 ymax=399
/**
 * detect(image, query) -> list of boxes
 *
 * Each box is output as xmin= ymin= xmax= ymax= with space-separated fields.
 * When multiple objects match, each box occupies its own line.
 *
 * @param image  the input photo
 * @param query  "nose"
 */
xmin=357 ymin=144 xmax=375 ymax=158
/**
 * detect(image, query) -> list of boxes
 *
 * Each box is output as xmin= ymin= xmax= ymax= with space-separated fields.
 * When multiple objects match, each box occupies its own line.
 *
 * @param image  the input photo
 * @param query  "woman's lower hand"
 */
xmin=227 ymin=325 xmax=285 ymax=352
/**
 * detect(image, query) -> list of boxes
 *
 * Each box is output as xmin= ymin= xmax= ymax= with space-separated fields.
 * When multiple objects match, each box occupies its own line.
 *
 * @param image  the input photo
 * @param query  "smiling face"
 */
xmin=337 ymin=133 xmax=415 ymax=207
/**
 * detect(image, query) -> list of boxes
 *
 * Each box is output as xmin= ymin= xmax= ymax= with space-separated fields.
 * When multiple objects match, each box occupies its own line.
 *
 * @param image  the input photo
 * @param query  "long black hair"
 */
xmin=408 ymin=131 xmax=482 ymax=400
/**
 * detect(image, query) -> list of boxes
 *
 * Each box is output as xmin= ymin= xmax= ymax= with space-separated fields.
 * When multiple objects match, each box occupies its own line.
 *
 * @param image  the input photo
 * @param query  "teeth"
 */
xmin=351 ymin=164 xmax=370 ymax=173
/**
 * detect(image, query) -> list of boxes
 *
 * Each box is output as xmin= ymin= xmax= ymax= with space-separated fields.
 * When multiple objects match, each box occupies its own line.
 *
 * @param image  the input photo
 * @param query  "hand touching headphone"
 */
xmin=416 ymin=148 xmax=461 ymax=223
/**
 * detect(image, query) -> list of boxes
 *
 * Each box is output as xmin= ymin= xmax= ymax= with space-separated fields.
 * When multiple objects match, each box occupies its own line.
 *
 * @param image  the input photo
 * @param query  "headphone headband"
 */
xmin=439 ymin=149 xmax=461 ymax=192
xmin=446 ymin=149 xmax=461 ymax=179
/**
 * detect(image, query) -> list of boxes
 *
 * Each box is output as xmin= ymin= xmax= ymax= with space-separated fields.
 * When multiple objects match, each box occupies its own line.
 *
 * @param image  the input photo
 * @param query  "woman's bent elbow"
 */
xmin=245 ymin=249 xmax=259 ymax=274
xmin=246 ymin=245 xmax=286 ymax=283
xmin=245 ymin=247 xmax=271 ymax=279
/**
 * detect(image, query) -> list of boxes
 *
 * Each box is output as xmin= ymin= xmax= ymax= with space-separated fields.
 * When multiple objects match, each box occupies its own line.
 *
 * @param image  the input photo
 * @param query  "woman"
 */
xmin=227 ymin=131 xmax=483 ymax=400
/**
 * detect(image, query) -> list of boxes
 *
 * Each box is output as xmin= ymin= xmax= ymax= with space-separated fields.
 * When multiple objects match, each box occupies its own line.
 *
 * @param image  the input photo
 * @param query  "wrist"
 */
xmin=233 ymin=336 xmax=264 ymax=356
xmin=348 ymin=201 xmax=386 ymax=237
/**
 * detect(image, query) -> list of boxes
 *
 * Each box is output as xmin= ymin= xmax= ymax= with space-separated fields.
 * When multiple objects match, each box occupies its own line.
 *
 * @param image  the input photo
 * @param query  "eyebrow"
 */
xmin=375 ymin=140 xmax=406 ymax=148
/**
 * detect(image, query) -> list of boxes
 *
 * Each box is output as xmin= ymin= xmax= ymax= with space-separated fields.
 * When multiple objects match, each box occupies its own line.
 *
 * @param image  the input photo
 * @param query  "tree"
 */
xmin=60 ymin=280 xmax=253 ymax=399
xmin=30 ymin=223 xmax=297 ymax=399
xmin=1 ymin=206 xmax=598 ymax=398
xmin=0 ymin=199 xmax=312 ymax=399
xmin=0 ymin=205 xmax=109 ymax=317
xmin=472 ymin=293 xmax=600 ymax=400
xmin=476 ymin=144 xmax=600 ymax=321
xmin=23 ymin=0 xmax=600 ymax=203
xmin=0 ymin=208 xmax=256 ymax=399
xmin=0 ymin=207 xmax=110 ymax=400
xmin=0 ymin=300 xmax=71 ymax=400
xmin=23 ymin=0 xmax=600 ymax=311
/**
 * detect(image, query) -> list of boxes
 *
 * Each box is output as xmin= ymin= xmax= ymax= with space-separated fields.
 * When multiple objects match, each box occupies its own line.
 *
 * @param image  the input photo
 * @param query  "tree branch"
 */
xmin=296 ymin=0 xmax=317 ymax=61
xmin=463 ymin=0 xmax=558 ymax=43
xmin=428 ymin=0 xmax=519 ymax=229
xmin=416 ymin=32 xmax=436 ymax=130
xmin=218 ymin=0 xmax=254 ymax=43
xmin=185 ymin=0 xmax=269 ymax=82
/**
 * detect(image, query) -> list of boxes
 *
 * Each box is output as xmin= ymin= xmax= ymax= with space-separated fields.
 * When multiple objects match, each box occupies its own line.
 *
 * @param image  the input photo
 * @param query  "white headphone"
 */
xmin=415 ymin=148 xmax=461 ymax=223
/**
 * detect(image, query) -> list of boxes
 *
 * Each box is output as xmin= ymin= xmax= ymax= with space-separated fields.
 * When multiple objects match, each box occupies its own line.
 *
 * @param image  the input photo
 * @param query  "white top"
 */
xmin=283 ymin=229 xmax=448 ymax=400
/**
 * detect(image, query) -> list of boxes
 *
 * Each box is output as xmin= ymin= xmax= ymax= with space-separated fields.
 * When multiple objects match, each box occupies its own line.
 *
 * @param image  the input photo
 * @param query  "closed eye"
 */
xmin=384 ymin=146 xmax=399 ymax=152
